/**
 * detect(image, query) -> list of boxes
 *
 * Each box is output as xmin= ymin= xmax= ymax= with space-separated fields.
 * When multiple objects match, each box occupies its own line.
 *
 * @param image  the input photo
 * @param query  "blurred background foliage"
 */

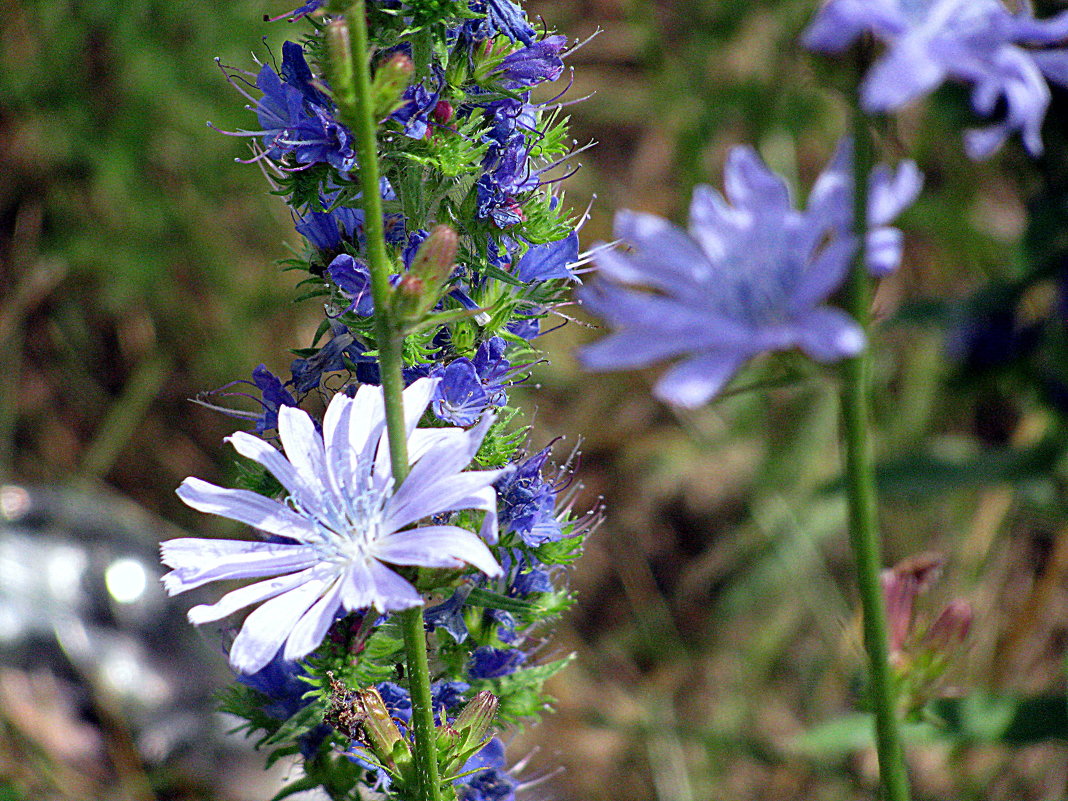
xmin=3 ymin=0 xmax=1068 ymax=799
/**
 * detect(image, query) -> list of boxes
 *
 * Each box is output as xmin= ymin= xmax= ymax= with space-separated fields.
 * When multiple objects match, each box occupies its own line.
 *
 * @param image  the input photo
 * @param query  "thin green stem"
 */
xmin=327 ymin=6 xmax=442 ymax=801
xmin=840 ymin=98 xmax=911 ymax=801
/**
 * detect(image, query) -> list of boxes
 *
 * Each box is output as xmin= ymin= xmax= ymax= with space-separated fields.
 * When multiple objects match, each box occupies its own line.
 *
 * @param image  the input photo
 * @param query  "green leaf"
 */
xmin=476 ymin=654 xmax=576 ymax=723
xmin=929 ymin=694 xmax=1068 ymax=744
xmin=465 ymin=588 xmax=540 ymax=615
xmin=790 ymin=713 xmax=940 ymax=758
xmin=821 ymin=437 xmax=1062 ymax=498
xmin=268 ymin=775 xmax=325 ymax=801
xmin=262 ymin=702 xmax=328 ymax=748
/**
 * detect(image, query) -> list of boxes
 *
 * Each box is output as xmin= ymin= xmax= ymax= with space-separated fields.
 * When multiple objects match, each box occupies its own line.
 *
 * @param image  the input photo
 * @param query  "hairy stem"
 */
xmin=328 ymin=6 xmax=442 ymax=801
xmin=840 ymin=98 xmax=912 ymax=801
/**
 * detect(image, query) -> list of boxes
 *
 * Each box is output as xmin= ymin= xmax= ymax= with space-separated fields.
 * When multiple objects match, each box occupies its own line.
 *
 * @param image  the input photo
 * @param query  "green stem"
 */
xmin=841 ymin=99 xmax=911 ymax=801
xmin=328 ymin=6 xmax=442 ymax=801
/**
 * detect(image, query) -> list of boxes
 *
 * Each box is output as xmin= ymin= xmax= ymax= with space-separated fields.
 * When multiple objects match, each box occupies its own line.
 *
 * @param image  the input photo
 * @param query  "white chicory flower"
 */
xmin=161 ymin=378 xmax=502 ymax=673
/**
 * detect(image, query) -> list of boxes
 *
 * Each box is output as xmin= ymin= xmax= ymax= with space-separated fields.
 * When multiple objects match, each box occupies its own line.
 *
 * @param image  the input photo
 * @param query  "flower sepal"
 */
xmin=373 ymin=52 xmax=415 ymax=121
xmin=391 ymin=225 xmax=460 ymax=328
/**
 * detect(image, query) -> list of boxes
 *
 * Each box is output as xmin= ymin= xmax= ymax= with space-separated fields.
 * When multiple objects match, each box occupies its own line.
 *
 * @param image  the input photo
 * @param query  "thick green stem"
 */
xmin=328 ymin=6 xmax=442 ymax=801
xmin=840 ymin=101 xmax=911 ymax=801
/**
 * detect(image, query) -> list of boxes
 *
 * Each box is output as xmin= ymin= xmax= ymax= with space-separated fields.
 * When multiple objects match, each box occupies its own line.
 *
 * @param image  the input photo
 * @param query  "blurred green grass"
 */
xmin=3 ymin=0 xmax=1068 ymax=799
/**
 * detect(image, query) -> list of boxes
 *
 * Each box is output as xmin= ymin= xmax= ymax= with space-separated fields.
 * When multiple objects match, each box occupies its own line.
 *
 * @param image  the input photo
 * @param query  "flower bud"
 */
xmin=390 ymin=274 xmax=428 ymax=325
xmin=438 ymin=691 xmax=499 ymax=773
xmin=391 ymin=225 xmax=458 ymax=327
xmin=353 ymin=687 xmax=410 ymax=771
xmin=410 ymin=225 xmax=458 ymax=285
xmin=325 ymin=20 xmax=357 ymax=112
xmin=373 ymin=53 xmax=415 ymax=120
xmin=882 ymin=551 xmax=945 ymax=656
xmin=924 ymin=600 xmax=972 ymax=653
xmin=471 ymin=37 xmax=511 ymax=83
xmin=433 ymin=99 xmax=454 ymax=125
xmin=451 ymin=690 xmax=498 ymax=747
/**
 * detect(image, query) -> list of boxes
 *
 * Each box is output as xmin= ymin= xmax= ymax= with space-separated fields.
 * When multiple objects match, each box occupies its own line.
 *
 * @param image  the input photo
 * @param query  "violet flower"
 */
xmin=496 ymin=446 xmax=562 ymax=546
xmin=161 ymin=378 xmax=503 ymax=673
xmin=515 ymin=232 xmax=580 ymax=283
xmin=577 ymin=146 xmax=863 ymax=408
xmin=468 ymin=646 xmax=527 ymax=679
xmin=432 ymin=359 xmax=492 ymax=426
xmin=456 ymin=737 xmax=519 ymax=801
xmin=497 ymin=35 xmax=567 ymax=89
xmin=804 ymin=0 xmax=1068 ymax=158
xmin=328 ymin=254 xmax=375 ymax=317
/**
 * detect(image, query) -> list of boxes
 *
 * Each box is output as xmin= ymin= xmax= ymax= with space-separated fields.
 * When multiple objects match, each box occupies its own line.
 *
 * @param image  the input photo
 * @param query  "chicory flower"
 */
xmin=806 ymin=137 xmax=923 ymax=276
xmin=804 ymin=0 xmax=1068 ymax=158
xmin=577 ymin=146 xmax=863 ymax=407
xmin=161 ymin=379 xmax=503 ymax=673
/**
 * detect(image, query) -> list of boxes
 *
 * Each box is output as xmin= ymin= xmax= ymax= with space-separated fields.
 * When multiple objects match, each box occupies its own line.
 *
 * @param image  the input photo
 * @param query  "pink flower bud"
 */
xmin=882 ymin=552 xmax=946 ymax=654
xmin=433 ymin=99 xmax=454 ymax=125
xmin=924 ymin=600 xmax=972 ymax=652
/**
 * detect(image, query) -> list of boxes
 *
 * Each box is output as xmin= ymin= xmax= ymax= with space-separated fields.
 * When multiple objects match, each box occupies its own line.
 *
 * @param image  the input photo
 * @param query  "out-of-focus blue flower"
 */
xmin=268 ymin=0 xmax=323 ymax=22
xmin=376 ymin=681 xmax=414 ymax=723
xmin=501 ymin=550 xmax=554 ymax=596
xmin=456 ymin=737 xmax=517 ymax=801
xmin=511 ymin=565 xmax=552 ymax=595
xmin=295 ymin=207 xmax=359 ymax=252
xmin=353 ymin=360 xmax=435 ymax=390
xmin=577 ymin=146 xmax=863 ymax=408
xmin=296 ymin=198 xmax=363 ymax=252
xmin=432 ymin=680 xmax=471 ymax=711
xmin=507 ymin=316 xmax=540 ymax=339
xmin=806 ymin=137 xmax=923 ymax=276
xmin=424 ymin=584 xmax=473 ymax=643
xmin=374 ymin=679 xmax=470 ymax=725
xmin=496 ymin=447 xmax=563 ymax=546
xmin=161 ymin=379 xmax=504 ymax=674
xmin=498 ymin=35 xmax=567 ymax=89
xmin=804 ymin=0 xmax=1068 ymax=158
xmin=468 ymin=646 xmax=527 ymax=679
xmin=238 ymin=649 xmax=330 ymax=757
xmin=403 ymin=229 xmax=431 ymax=270
xmin=238 ymin=649 xmax=313 ymax=721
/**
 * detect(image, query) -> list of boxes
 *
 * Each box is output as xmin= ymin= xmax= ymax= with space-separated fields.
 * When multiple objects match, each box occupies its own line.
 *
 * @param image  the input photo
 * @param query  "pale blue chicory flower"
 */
xmin=804 ymin=0 xmax=1068 ymax=158
xmin=577 ymin=146 xmax=863 ymax=408
xmin=161 ymin=378 xmax=503 ymax=674
xmin=807 ymin=137 xmax=923 ymax=276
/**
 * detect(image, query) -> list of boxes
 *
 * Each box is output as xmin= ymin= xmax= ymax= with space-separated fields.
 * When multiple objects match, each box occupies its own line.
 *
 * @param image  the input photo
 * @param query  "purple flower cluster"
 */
xmin=217 ymin=41 xmax=357 ymax=171
xmin=805 ymin=0 xmax=1068 ymax=158
xmin=432 ymin=337 xmax=513 ymax=426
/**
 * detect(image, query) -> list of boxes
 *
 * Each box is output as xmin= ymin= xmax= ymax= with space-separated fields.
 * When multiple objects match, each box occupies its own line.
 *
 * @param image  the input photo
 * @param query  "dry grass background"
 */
xmin=2 ymin=0 xmax=1068 ymax=799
